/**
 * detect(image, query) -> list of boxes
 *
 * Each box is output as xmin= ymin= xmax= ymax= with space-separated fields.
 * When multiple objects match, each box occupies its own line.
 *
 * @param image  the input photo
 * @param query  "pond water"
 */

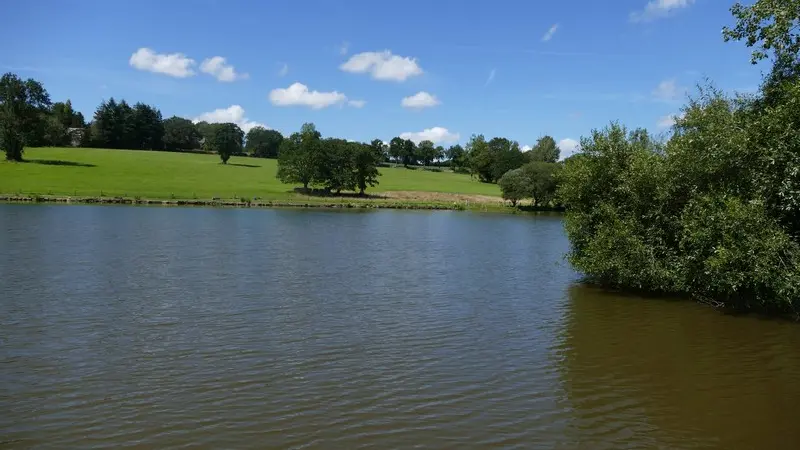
xmin=2 ymin=204 xmax=799 ymax=449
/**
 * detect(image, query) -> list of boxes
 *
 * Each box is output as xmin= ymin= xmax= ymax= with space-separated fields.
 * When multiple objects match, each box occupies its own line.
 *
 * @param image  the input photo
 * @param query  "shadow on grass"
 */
xmin=25 ymin=159 xmax=96 ymax=168
xmin=227 ymin=163 xmax=261 ymax=168
xmin=291 ymin=187 xmax=387 ymax=199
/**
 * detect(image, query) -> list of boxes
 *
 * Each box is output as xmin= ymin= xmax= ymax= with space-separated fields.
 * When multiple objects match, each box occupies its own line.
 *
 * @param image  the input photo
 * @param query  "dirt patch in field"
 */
xmin=382 ymin=191 xmax=505 ymax=205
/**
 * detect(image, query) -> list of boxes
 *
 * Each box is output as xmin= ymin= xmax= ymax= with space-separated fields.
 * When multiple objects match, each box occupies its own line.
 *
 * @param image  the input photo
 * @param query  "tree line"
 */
xmin=557 ymin=0 xmax=800 ymax=315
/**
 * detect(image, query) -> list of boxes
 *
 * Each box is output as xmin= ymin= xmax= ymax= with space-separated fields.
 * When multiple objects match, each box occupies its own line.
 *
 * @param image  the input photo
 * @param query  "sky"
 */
xmin=0 ymin=0 xmax=768 ymax=157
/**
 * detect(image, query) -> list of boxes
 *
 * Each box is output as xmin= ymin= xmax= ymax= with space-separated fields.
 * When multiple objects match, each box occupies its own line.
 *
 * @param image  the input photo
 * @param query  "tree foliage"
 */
xmin=203 ymin=123 xmax=244 ymax=164
xmin=163 ymin=116 xmax=201 ymax=151
xmin=723 ymin=0 xmax=800 ymax=68
xmin=467 ymin=135 xmax=526 ymax=182
xmin=245 ymin=127 xmax=283 ymax=158
xmin=0 ymin=72 xmax=51 ymax=160
xmin=277 ymin=123 xmax=381 ymax=194
xmin=498 ymin=168 xmax=528 ymax=206
xmin=529 ymin=135 xmax=560 ymax=163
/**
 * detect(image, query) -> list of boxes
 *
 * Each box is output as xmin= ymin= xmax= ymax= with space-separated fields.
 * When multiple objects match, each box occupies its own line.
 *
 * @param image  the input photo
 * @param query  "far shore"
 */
xmin=0 ymin=194 xmax=565 ymax=214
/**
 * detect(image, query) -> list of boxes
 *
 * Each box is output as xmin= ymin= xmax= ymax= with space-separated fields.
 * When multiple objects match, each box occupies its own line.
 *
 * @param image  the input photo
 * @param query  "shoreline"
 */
xmin=0 ymin=194 xmax=565 ymax=213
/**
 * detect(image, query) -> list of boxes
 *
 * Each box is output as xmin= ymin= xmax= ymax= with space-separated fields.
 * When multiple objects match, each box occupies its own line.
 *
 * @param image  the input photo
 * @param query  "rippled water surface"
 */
xmin=2 ymin=204 xmax=800 ymax=449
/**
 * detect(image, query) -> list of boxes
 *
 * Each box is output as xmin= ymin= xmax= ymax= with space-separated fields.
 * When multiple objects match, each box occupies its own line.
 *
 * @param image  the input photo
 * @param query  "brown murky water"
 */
xmin=1 ymin=205 xmax=799 ymax=449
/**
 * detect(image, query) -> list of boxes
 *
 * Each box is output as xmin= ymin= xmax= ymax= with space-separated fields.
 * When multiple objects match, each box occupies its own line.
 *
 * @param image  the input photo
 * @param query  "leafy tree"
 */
xmin=246 ymin=127 xmax=283 ymax=158
xmin=498 ymin=168 xmax=529 ymax=206
xmin=163 ymin=116 xmax=201 ymax=151
xmin=370 ymin=139 xmax=388 ymax=162
xmin=469 ymin=136 xmax=525 ymax=183
xmin=388 ymin=137 xmax=404 ymax=164
xmin=723 ymin=0 xmax=800 ymax=68
xmin=401 ymin=139 xmax=418 ymax=167
xmin=319 ymin=138 xmax=356 ymax=193
xmin=529 ymin=135 xmax=560 ymax=163
xmin=195 ymin=121 xmax=215 ymax=143
xmin=435 ymin=145 xmax=445 ymax=163
xmin=43 ymin=115 xmax=69 ymax=146
xmin=522 ymin=161 xmax=560 ymax=206
xmin=52 ymin=99 xmax=84 ymax=129
xmin=447 ymin=144 xmax=468 ymax=172
xmin=355 ymin=142 xmax=381 ymax=195
xmin=417 ymin=140 xmax=437 ymax=166
xmin=129 ymin=102 xmax=164 ymax=150
xmin=203 ymin=122 xmax=243 ymax=164
xmin=466 ymin=134 xmax=491 ymax=181
xmin=0 ymin=73 xmax=51 ymax=161
xmin=277 ymin=122 xmax=322 ymax=189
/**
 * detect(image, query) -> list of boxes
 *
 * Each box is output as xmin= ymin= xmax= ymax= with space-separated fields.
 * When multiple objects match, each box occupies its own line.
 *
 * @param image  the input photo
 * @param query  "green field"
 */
xmin=0 ymin=147 xmax=501 ymax=205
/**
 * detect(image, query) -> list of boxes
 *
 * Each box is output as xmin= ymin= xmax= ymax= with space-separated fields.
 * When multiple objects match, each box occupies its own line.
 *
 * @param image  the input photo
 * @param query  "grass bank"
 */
xmin=0 ymin=147 xmax=518 ymax=211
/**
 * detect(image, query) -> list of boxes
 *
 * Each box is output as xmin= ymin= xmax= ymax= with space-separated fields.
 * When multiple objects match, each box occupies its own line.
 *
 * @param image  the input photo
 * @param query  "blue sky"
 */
xmin=1 ymin=0 xmax=766 ymax=156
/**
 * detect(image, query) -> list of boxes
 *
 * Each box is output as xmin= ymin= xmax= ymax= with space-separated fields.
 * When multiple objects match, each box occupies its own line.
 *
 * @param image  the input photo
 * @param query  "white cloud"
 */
xmin=269 ymin=82 xmax=347 ymax=109
xmin=652 ymin=78 xmax=686 ymax=102
xmin=522 ymin=145 xmax=533 ymax=152
xmin=348 ymin=99 xmax=366 ymax=108
xmin=278 ymin=63 xmax=289 ymax=77
xmin=558 ymin=138 xmax=580 ymax=159
xmin=400 ymin=127 xmax=460 ymax=145
xmin=339 ymin=41 xmax=350 ymax=55
xmin=485 ymin=68 xmax=496 ymax=86
xmin=401 ymin=91 xmax=440 ymax=109
xmin=193 ymin=105 xmax=266 ymax=133
xmin=657 ymin=114 xmax=677 ymax=129
xmin=542 ymin=24 xmax=559 ymax=42
xmin=200 ymin=56 xmax=247 ymax=82
xmin=630 ymin=0 xmax=694 ymax=23
xmin=129 ymin=48 xmax=195 ymax=78
xmin=340 ymin=50 xmax=423 ymax=82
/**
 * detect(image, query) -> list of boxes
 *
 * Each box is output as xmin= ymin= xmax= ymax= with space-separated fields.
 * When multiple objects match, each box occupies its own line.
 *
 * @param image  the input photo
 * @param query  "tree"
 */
xmin=417 ymin=140 xmax=437 ymax=166
xmin=447 ymin=144 xmax=467 ymax=172
xmin=129 ymin=102 xmax=164 ymax=150
xmin=723 ymin=0 xmax=800 ymax=68
xmin=204 ymin=122 xmax=243 ymax=164
xmin=277 ymin=122 xmax=322 ymax=189
xmin=522 ymin=161 xmax=560 ymax=206
xmin=195 ymin=121 xmax=215 ymax=143
xmin=370 ymin=139 xmax=388 ymax=163
xmin=319 ymin=138 xmax=355 ymax=193
xmin=466 ymin=134 xmax=491 ymax=181
xmin=43 ymin=115 xmax=69 ymax=146
xmin=529 ymin=135 xmax=560 ymax=163
xmin=0 ymin=73 xmax=51 ymax=161
xmin=163 ymin=116 xmax=201 ymax=151
xmin=52 ymin=99 xmax=84 ymax=129
xmin=354 ymin=142 xmax=381 ymax=195
xmin=498 ymin=168 xmax=529 ymax=206
xmin=246 ymin=127 xmax=283 ymax=158
xmin=402 ymin=139 xmax=417 ymax=167
xmin=388 ymin=137 xmax=404 ymax=164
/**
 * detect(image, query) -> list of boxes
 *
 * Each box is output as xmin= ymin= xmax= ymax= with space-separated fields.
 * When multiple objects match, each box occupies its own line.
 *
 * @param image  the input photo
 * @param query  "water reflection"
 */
xmin=558 ymin=284 xmax=800 ymax=449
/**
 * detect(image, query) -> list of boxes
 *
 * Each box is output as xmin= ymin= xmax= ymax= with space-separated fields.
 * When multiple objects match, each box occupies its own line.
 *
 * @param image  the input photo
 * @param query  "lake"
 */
xmin=2 ymin=204 xmax=800 ymax=449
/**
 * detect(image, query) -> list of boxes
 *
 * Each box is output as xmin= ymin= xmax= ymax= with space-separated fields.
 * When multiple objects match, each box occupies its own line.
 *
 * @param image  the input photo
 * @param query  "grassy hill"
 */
xmin=0 ymin=147 xmax=502 ymax=208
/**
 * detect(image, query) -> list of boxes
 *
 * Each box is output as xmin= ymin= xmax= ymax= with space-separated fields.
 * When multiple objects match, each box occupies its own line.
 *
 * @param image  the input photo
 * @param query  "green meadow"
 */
xmin=0 ymin=147 xmax=501 ymax=205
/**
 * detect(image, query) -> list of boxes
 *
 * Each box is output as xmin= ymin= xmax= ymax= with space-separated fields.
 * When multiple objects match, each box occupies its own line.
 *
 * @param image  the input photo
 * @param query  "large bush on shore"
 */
xmin=559 ymin=87 xmax=800 ymax=314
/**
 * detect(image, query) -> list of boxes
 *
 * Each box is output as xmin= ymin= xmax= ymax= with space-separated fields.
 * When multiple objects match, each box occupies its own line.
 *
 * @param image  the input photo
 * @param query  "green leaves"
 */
xmin=203 ymin=123 xmax=244 ymax=164
xmin=245 ymin=127 xmax=283 ymax=158
xmin=0 ymin=72 xmax=51 ymax=160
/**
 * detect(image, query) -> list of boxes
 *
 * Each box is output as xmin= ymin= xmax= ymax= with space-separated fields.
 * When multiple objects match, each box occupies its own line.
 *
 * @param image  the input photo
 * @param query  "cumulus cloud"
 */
xmin=652 ymin=78 xmax=686 ymax=102
xmin=400 ymin=127 xmax=460 ymax=145
xmin=193 ymin=105 xmax=266 ymax=133
xmin=269 ymin=82 xmax=348 ymax=109
xmin=200 ymin=56 xmax=247 ymax=82
xmin=340 ymin=50 xmax=423 ymax=82
xmin=630 ymin=0 xmax=694 ymax=23
xmin=401 ymin=91 xmax=440 ymax=109
xmin=348 ymin=99 xmax=366 ymax=108
xmin=129 ymin=48 xmax=195 ymax=78
xmin=542 ymin=24 xmax=559 ymax=42
xmin=558 ymin=138 xmax=580 ymax=159
xmin=522 ymin=145 xmax=533 ymax=152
